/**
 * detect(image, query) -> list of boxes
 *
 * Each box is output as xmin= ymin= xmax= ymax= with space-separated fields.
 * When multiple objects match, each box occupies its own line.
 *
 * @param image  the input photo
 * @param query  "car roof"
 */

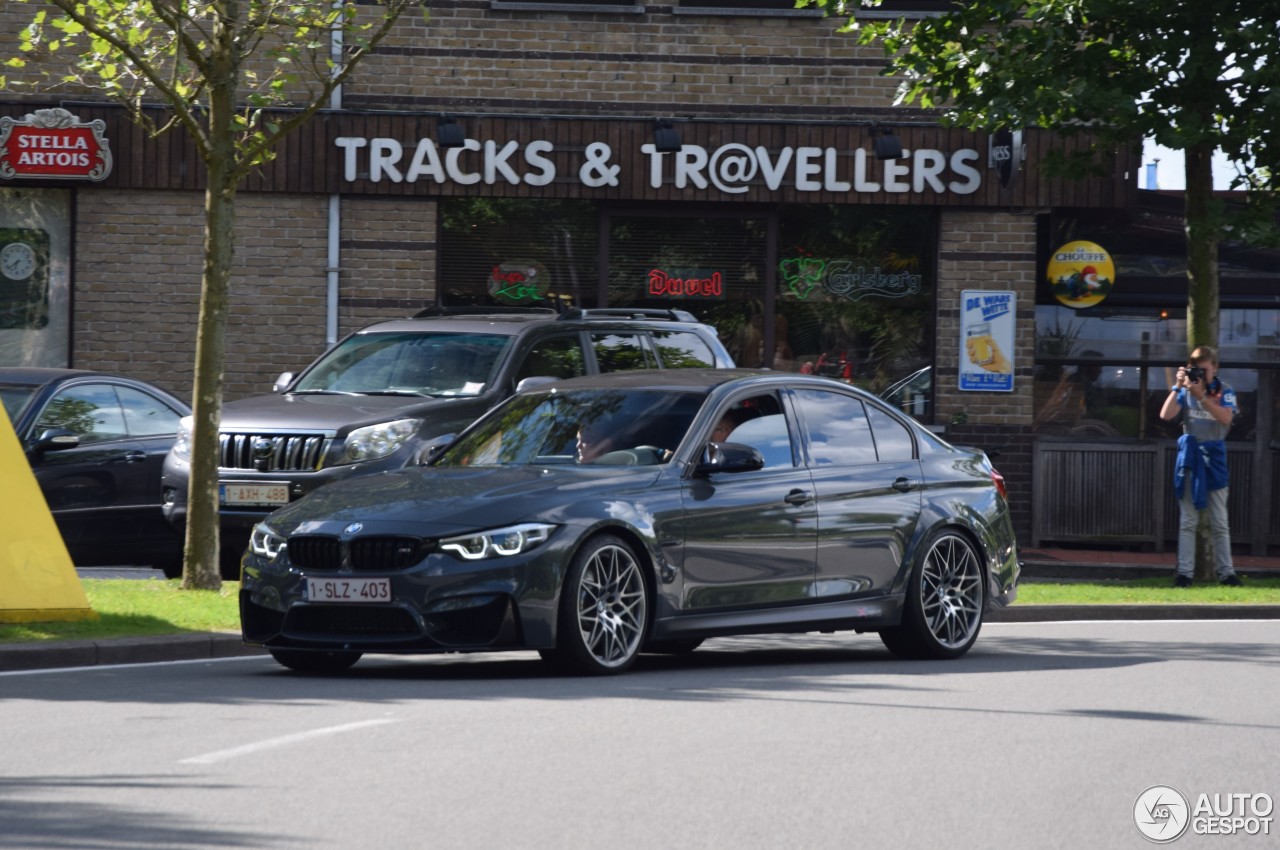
xmin=533 ymin=368 xmax=901 ymax=399
xmin=0 ymin=367 xmax=106 ymax=386
xmin=354 ymin=314 xmax=714 ymax=337
xmin=530 ymin=368 xmax=772 ymax=393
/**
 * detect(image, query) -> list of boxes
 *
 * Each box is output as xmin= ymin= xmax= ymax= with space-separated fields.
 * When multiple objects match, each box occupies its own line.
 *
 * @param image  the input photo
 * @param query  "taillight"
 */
xmin=991 ymin=468 xmax=1008 ymax=501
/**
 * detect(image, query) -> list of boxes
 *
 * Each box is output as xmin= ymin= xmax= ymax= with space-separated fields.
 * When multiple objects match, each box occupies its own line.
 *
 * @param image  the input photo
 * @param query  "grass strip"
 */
xmin=0 ymin=579 xmax=241 ymax=643
xmin=1017 ymin=577 xmax=1280 ymax=605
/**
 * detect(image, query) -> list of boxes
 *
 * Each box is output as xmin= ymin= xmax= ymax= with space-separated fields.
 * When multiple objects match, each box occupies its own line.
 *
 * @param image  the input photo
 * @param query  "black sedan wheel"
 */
xmin=269 ymin=649 xmax=362 ymax=674
xmin=550 ymin=534 xmax=650 ymax=675
xmin=880 ymin=530 xmax=985 ymax=660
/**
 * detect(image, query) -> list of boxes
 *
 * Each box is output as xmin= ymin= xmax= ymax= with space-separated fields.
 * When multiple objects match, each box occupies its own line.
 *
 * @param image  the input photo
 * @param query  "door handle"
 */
xmin=892 ymin=477 xmax=918 ymax=493
xmin=119 ymin=450 xmax=147 ymax=464
xmin=784 ymin=489 xmax=813 ymax=506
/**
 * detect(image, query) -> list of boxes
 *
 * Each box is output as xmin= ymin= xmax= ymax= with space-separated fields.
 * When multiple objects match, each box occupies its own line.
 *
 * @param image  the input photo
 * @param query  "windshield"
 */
xmin=438 ymin=388 xmax=707 ymax=467
xmin=0 ymin=385 xmax=36 ymax=424
xmin=292 ymin=332 xmax=512 ymax=397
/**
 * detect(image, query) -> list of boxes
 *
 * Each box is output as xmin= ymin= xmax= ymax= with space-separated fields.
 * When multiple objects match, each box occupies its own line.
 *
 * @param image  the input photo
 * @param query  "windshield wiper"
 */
xmin=363 ymin=390 xmax=435 ymax=397
xmin=289 ymin=389 xmax=364 ymax=397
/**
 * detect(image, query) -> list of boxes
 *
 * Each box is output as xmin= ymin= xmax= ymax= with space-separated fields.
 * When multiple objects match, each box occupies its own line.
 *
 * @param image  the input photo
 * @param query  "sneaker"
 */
xmin=1220 ymin=574 xmax=1244 ymax=587
xmin=1173 ymin=575 xmax=1194 ymax=588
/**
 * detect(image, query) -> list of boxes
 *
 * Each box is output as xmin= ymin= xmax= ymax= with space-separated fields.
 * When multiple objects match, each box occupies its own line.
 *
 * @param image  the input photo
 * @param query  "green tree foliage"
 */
xmin=811 ymin=0 xmax=1280 ymax=578
xmin=3 ymin=1 xmax=425 ymax=589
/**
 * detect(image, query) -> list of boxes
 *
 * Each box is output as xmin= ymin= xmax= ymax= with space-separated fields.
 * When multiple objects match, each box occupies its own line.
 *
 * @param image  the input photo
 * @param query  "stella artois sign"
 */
xmin=0 ymin=107 xmax=112 ymax=181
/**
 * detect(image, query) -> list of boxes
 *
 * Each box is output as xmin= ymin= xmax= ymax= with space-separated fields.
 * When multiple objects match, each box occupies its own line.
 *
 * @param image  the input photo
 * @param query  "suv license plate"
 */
xmin=220 ymin=482 xmax=290 ymax=507
xmin=306 ymin=577 xmax=392 ymax=603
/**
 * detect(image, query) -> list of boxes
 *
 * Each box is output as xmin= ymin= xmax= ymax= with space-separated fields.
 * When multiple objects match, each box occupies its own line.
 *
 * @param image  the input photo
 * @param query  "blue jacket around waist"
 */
xmin=1174 ymin=434 xmax=1229 ymax=509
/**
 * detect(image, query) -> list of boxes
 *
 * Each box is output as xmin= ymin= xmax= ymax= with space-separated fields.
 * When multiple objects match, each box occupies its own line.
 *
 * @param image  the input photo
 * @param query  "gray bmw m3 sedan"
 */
xmin=239 ymin=369 xmax=1019 ymax=675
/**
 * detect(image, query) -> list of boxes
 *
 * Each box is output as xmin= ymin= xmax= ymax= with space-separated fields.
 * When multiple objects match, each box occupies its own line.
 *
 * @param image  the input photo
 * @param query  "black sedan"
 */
xmin=240 ymin=370 xmax=1019 ymax=675
xmin=1 ymin=368 xmax=190 ymax=576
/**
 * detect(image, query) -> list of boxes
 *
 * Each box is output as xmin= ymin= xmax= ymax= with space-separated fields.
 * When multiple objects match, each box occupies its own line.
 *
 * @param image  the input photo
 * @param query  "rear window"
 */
xmin=651 ymin=331 xmax=716 ymax=369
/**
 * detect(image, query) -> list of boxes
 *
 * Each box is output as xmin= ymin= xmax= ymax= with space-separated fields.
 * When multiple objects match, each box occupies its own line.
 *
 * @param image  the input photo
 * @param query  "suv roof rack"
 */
xmin=559 ymin=307 xmax=700 ymax=323
xmin=413 ymin=305 xmax=559 ymax=318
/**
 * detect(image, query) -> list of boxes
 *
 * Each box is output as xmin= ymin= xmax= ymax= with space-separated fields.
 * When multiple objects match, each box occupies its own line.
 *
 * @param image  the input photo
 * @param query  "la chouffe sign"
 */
xmin=0 ymin=108 xmax=112 ymax=181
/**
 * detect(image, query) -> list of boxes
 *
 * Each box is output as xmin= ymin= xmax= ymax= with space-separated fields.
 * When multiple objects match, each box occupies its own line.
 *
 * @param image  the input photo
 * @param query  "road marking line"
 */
xmin=180 ymin=718 xmax=399 ymax=765
xmin=0 ymin=655 xmax=267 ymax=677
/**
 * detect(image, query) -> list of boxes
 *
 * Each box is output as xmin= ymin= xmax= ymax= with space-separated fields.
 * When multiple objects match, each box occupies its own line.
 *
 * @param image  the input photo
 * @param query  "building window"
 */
xmin=438 ymin=199 xmax=597 ymax=310
xmin=607 ymin=212 xmax=771 ymax=367
xmin=0 ymin=188 xmax=71 ymax=368
xmin=776 ymin=205 xmax=935 ymax=409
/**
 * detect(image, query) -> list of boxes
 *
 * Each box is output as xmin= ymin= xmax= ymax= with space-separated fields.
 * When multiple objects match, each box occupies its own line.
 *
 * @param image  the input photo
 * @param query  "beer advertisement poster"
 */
xmin=959 ymin=289 xmax=1015 ymax=392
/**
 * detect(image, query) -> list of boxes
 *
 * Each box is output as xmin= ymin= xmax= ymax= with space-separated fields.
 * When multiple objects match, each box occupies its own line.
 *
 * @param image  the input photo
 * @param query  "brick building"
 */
xmin=15 ymin=2 xmax=1271 ymax=551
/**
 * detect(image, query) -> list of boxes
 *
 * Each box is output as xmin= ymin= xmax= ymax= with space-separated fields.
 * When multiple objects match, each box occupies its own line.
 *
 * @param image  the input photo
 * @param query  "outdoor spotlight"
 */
xmin=653 ymin=119 xmax=682 ymax=153
xmin=437 ymin=115 xmax=466 ymax=149
xmin=872 ymin=125 xmax=904 ymax=161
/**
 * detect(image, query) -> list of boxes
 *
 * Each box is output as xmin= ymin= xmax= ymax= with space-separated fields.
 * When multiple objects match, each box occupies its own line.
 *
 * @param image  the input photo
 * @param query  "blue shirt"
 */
xmin=1175 ymin=381 xmax=1236 ymax=443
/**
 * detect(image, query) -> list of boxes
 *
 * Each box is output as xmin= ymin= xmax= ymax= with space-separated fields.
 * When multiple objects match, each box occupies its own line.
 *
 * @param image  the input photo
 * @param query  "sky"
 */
xmin=1141 ymin=139 xmax=1241 ymax=191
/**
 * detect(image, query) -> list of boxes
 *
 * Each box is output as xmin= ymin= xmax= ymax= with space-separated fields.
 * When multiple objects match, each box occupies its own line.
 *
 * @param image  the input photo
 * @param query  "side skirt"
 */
xmin=651 ymin=594 xmax=905 ymax=642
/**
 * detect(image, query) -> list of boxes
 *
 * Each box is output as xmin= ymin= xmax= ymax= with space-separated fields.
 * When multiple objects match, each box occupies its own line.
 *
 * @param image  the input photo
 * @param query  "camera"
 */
xmin=1186 ymin=365 xmax=1206 ymax=384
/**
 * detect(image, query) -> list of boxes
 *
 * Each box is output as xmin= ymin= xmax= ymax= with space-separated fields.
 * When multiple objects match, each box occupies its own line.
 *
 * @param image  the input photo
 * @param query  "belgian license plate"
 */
xmin=305 ymin=577 xmax=392 ymax=603
xmin=220 ymin=482 xmax=290 ymax=507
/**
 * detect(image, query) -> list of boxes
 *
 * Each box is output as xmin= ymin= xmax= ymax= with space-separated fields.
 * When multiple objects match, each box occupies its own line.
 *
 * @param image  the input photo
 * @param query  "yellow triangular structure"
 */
xmin=0 ymin=404 xmax=95 ymax=623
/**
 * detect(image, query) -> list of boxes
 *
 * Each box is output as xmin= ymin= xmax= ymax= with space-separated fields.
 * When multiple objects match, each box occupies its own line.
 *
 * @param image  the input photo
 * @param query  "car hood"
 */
xmin=220 ymin=392 xmax=476 ymax=434
xmin=263 ymin=464 xmax=663 ymax=537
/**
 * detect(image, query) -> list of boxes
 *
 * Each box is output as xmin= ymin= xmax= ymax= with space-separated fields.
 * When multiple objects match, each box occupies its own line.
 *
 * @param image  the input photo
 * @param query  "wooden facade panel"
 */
xmin=0 ymin=104 xmax=1137 ymax=209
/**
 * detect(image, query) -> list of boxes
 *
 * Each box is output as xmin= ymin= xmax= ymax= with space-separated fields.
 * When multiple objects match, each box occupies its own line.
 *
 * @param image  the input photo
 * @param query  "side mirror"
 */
xmin=695 ymin=441 xmax=764 ymax=476
xmin=272 ymin=372 xmax=295 ymax=393
xmin=515 ymin=376 xmax=559 ymax=393
xmin=418 ymin=433 xmax=457 ymax=465
xmin=31 ymin=428 xmax=80 ymax=453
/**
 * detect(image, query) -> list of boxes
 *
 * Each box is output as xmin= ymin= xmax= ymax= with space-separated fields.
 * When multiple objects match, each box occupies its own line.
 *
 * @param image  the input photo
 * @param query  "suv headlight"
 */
xmin=171 ymin=416 xmax=193 ymax=461
xmin=340 ymin=419 xmax=419 ymax=464
xmin=250 ymin=523 xmax=287 ymax=561
xmin=440 ymin=523 xmax=556 ymax=561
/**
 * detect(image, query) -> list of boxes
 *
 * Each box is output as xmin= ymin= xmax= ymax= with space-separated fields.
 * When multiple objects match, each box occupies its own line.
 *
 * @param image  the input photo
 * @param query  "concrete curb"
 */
xmin=1021 ymin=561 xmax=1280 ymax=581
xmin=988 ymin=604 xmax=1280 ymax=623
xmin=0 ymin=633 xmax=265 ymax=673
xmin=5 ymin=605 xmax=1280 ymax=671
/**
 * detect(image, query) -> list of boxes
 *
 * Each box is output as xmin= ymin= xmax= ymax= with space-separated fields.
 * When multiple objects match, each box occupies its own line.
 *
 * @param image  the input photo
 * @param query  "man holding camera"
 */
xmin=1159 ymin=345 xmax=1243 ymax=587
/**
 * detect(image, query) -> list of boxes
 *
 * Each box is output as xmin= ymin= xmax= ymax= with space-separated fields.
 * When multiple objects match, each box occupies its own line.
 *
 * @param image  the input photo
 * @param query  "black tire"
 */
xmin=552 ymin=534 xmax=650 ymax=675
xmin=155 ymin=553 xmax=184 ymax=580
xmin=269 ymin=648 xmax=362 ymax=674
xmin=880 ymin=529 xmax=985 ymax=660
xmin=642 ymin=638 xmax=704 ymax=655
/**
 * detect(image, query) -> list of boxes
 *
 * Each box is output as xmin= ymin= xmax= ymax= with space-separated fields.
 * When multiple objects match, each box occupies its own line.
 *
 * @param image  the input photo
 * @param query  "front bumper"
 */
xmin=239 ymin=536 xmax=572 ymax=654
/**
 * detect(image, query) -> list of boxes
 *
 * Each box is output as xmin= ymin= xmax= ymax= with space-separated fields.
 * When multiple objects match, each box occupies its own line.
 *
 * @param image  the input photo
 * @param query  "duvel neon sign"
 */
xmin=647 ymin=269 xmax=724 ymax=299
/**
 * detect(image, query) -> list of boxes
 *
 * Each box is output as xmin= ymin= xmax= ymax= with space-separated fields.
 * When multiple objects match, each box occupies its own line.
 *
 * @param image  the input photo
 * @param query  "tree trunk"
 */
xmin=1183 ymin=140 xmax=1221 ymax=583
xmin=181 ymin=30 xmax=239 ymax=591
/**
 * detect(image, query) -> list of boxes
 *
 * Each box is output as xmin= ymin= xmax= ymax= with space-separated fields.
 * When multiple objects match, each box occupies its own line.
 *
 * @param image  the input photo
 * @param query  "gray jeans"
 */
xmin=1176 ymin=484 xmax=1235 ymax=578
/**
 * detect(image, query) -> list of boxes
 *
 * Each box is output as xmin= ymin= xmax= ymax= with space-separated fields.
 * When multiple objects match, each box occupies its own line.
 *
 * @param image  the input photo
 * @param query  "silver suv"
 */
xmin=161 ymin=307 xmax=733 ymax=575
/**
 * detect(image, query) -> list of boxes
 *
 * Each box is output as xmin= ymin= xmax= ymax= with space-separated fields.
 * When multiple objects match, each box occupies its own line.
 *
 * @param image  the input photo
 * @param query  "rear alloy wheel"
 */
xmin=269 ymin=648 xmax=362 ymax=674
xmin=880 ymin=530 xmax=985 ymax=660
xmin=552 ymin=535 xmax=650 ymax=675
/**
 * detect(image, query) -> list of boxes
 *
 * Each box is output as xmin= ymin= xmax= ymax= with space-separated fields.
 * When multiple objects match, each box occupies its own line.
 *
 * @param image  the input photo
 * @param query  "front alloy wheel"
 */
xmin=549 ymin=534 xmax=650 ymax=675
xmin=880 ymin=530 xmax=985 ymax=660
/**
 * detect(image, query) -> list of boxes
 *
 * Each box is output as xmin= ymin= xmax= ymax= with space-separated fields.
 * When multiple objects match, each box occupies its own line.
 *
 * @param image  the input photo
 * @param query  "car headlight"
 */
xmin=250 ymin=522 xmax=287 ymax=561
xmin=171 ymin=416 xmax=193 ymax=461
xmin=439 ymin=523 xmax=556 ymax=561
xmin=340 ymin=419 xmax=419 ymax=464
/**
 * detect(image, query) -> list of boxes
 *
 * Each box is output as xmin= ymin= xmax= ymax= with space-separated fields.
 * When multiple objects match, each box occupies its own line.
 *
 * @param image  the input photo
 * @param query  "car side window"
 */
xmin=651 ymin=331 xmax=716 ymax=369
xmin=713 ymin=393 xmax=797 ymax=469
xmin=117 ymin=385 xmax=183 ymax=437
xmin=515 ymin=335 xmax=586 ymax=381
xmin=35 ymin=383 xmax=127 ymax=444
xmin=793 ymin=389 xmax=877 ymax=465
xmin=866 ymin=403 xmax=916 ymax=461
xmin=591 ymin=332 xmax=654 ymax=373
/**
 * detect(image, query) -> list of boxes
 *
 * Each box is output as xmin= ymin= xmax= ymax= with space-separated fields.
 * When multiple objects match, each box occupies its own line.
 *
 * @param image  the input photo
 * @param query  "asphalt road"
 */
xmin=2 ymin=621 xmax=1278 ymax=850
